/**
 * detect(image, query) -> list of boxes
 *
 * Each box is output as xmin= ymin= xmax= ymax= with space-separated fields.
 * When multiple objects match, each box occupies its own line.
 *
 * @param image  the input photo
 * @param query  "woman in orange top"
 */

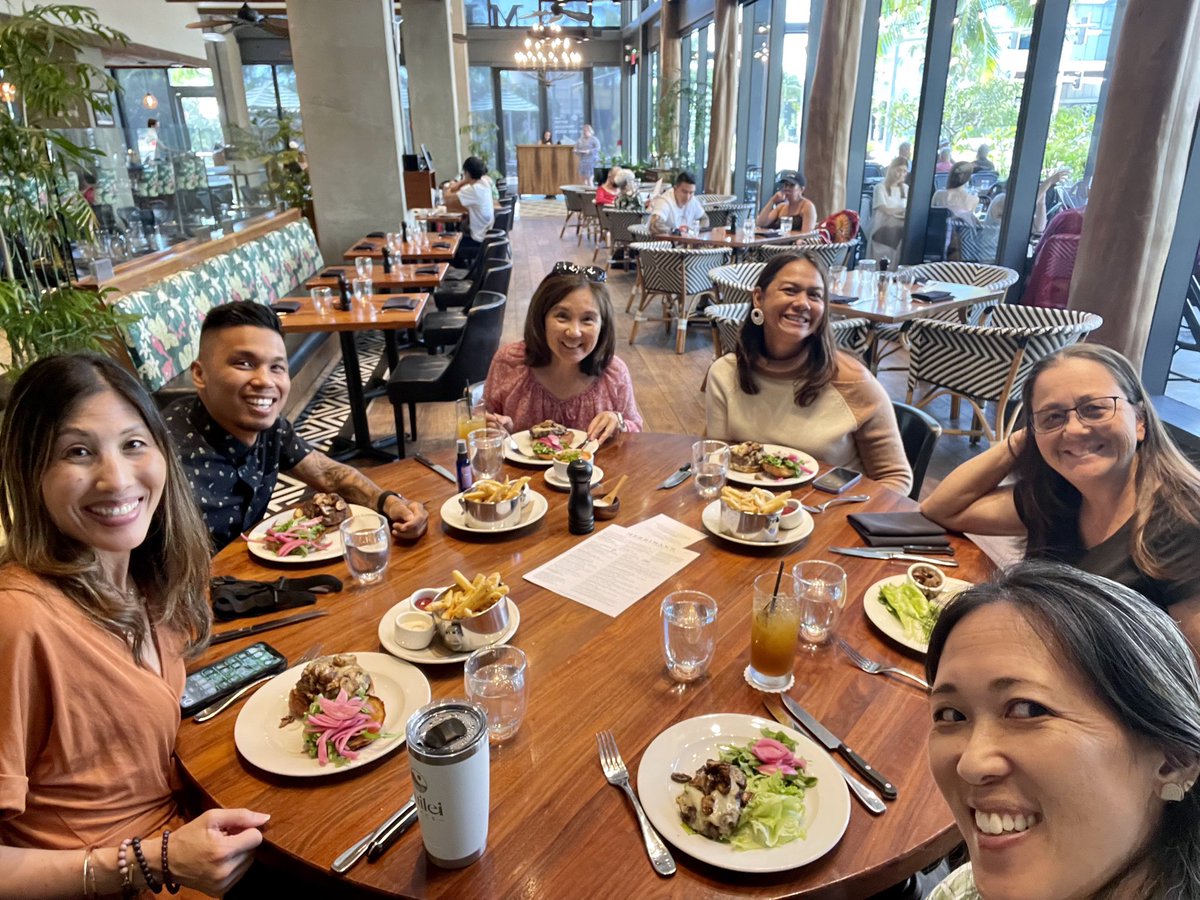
xmin=0 ymin=354 xmax=267 ymax=897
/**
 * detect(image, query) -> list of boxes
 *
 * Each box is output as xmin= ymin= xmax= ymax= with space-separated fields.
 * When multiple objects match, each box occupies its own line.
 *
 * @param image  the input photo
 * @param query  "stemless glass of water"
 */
xmin=309 ymin=286 xmax=333 ymax=315
xmin=829 ymin=265 xmax=847 ymax=293
xmin=856 ymin=259 xmax=878 ymax=298
xmin=692 ymin=439 xmax=730 ymax=500
xmin=793 ymin=560 xmax=847 ymax=648
xmin=468 ymin=427 xmax=506 ymax=481
xmin=465 ymin=645 xmax=528 ymax=744
xmin=779 ymin=216 xmax=793 ymax=233
xmin=661 ymin=591 xmax=718 ymax=683
xmin=340 ymin=512 xmax=391 ymax=584
xmin=352 ymin=277 xmax=373 ymax=306
xmin=354 ymin=255 xmax=373 ymax=279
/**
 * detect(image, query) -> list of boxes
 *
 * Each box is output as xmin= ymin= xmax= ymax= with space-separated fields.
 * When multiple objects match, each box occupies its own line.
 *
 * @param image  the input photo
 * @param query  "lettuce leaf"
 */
xmin=879 ymin=581 xmax=940 ymax=641
xmin=728 ymin=772 xmax=811 ymax=850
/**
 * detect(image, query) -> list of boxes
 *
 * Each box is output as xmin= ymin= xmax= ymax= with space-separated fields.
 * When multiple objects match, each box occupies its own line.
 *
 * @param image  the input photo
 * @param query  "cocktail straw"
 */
xmin=768 ymin=560 xmax=785 ymax=614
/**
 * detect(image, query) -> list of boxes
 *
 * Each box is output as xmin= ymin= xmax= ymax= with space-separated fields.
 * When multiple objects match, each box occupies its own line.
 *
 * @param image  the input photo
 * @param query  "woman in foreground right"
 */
xmin=927 ymin=561 xmax=1200 ymax=900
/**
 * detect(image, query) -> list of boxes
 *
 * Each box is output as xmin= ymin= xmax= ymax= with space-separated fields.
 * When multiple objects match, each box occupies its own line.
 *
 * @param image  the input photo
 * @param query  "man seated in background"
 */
xmin=444 ymin=155 xmax=495 ymax=267
xmin=648 ymin=171 xmax=709 ymax=235
xmin=165 ymin=301 xmax=427 ymax=552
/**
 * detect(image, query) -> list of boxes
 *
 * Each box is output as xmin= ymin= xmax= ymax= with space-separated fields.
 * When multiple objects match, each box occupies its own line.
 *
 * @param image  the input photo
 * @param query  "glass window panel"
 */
xmin=593 ymin=66 xmax=622 ymax=164
xmin=785 ymin=0 xmax=809 ymax=25
xmin=776 ymin=31 xmax=809 ymax=180
xmin=499 ymin=69 xmax=541 ymax=183
xmin=1163 ymin=240 xmax=1200 ymax=408
xmin=242 ymin=64 xmax=278 ymax=119
xmin=647 ymin=48 xmax=659 ymax=161
xmin=178 ymin=96 xmax=222 ymax=157
xmin=397 ymin=66 xmax=416 ymax=154
xmin=168 ymin=67 xmax=213 ymax=88
xmin=736 ymin=0 xmax=771 ymax=206
xmin=467 ymin=67 xmax=498 ymax=167
xmin=547 ymin=71 xmax=585 ymax=150
xmin=115 ymin=68 xmax=181 ymax=155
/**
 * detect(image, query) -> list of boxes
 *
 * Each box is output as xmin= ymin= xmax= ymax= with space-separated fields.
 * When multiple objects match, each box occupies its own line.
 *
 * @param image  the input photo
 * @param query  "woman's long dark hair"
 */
xmin=1013 ymin=344 xmax=1200 ymax=580
xmin=0 ymin=354 xmax=213 ymax=660
xmin=523 ymin=272 xmax=616 ymax=377
xmin=927 ymin=561 xmax=1200 ymax=899
xmin=735 ymin=252 xmax=837 ymax=407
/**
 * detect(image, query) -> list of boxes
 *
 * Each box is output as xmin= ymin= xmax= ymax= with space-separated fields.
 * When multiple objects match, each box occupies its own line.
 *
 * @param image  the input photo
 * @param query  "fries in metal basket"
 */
xmin=720 ymin=485 xmax=791 ymax=515
xmin=428 ymin=570 xmax=509 ymax=619
xmin=462 ymin=476 xmax=530 ymax=503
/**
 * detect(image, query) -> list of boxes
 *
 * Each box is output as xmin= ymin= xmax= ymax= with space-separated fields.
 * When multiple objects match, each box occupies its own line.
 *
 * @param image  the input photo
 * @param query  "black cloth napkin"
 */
xmin=382 ymin=296 xmax=418 ymax=310
xmin=270 ymin=300 xmax=301 ymax=314
xmin=320 ymin=268 xmax=342 ymax=279
xmin=366 ymin=231 xmax=386 ymax=237
xmin=414 ymin=265 xmax=439 ymax=275
xmin=910 ymin=289 xmax=954 ymax=303
xmin=353 ymin=243 xmax=373 ymax=251
xmin=432 ymin=242 xmax=453 ymax=249
xmin=847 ymin=511 xmax=951 ymax=547
xmin=828 ymin=293 xmax=860 ymax=304
xmin=210 ymin=574 xmax=343 ymax=621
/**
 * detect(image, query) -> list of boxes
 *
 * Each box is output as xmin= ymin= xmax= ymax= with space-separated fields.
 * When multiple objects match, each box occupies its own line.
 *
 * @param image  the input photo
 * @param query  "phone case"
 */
xmin=813 ymin=469 xmax=863 ymax=493
xmin=180 ymin=642 xmax=287 ymax=717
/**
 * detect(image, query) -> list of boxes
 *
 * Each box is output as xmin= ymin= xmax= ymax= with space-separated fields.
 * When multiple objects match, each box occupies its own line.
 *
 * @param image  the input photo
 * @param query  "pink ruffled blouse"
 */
xmin=483 ymin=342 xmax=644 ymax=434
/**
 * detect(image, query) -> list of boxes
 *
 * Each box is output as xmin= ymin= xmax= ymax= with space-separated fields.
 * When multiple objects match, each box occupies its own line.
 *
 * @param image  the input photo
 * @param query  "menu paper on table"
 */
xmin=627 ymin=514 xmax=706 ymax=549
xmin=523 ymin=525 xmax=699 ymax=617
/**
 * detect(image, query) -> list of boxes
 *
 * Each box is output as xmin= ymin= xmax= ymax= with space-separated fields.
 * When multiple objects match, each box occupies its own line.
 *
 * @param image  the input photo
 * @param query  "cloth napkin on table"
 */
xmin=910 ymin=289 xmax=954 ymax=303
xmin=828 ymin=293 xmax=860 ymax=304
xmin=432 ymin=242 xmax=453 ymax=249
xmin=847 ymin=511 xmax=952 ymax=547
xmin=269 ymin=300 xmax=302 ymax=314
xmin=320 ymin=269 xmax=342 ymax=279
xmin=210 ymin=574 xmax=343 ymax=620
xmin=382 ymin=296 xmax=418 ymax=310
xmin=353 ymin=243 xmax=373 ymax=251
xmin=414 ymin=265 xmax=439 ymax=275
xmin=366 ymin=231 xmax=386 ymax=237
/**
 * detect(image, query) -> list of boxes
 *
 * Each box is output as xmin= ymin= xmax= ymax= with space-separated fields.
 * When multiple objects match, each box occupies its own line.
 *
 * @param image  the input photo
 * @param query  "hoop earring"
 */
xmin=750 ymin=308 xmax=765 ymax=326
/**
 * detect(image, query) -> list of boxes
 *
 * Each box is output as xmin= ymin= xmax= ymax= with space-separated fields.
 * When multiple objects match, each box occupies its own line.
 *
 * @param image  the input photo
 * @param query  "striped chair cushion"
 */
xmin=628 ymin=223 xmax=652 ymax=240
xmin=599 ymin=207 xmax=650 ymax=243
xmin=759 ymin=240 xmax=857 ymax=270
xmin=640 ymin=247 xmax=732 ymax=296
xmin=697 ymin=193 xmax=737 ymax=205
xmin=831 ymin=317 xmax=873 ymax=359
xmin=709 ymin=262 xmax=765 ymax=307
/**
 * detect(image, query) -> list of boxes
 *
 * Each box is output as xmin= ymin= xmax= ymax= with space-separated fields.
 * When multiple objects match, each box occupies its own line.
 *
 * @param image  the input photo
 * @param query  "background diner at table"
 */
xmin=755 ymin=170 xmax=818 ymax=234
xmin=648 ymin=172 xmax=709 ymax=235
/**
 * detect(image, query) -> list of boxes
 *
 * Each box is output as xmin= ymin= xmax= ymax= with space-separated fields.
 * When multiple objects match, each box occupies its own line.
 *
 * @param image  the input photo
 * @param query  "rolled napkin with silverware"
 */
xmin=210 ymin=574 xmax=343 ymax=620
xmin=846 ymin=511 xmax=951 ymax=548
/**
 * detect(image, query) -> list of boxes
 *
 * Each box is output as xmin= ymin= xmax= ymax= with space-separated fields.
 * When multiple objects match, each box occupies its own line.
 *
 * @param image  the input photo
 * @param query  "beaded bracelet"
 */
xmin=118 ymin=838 xmax=137 ymax=899
xmin=161 ymin=830 xmax=182 ymax=894
xmin=131 ymin=836 xmax=163 ymax=894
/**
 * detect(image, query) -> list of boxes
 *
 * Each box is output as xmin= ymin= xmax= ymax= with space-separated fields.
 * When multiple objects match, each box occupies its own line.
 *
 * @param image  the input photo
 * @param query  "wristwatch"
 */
xmin=376 ymin=491 xmax=406 ymax=518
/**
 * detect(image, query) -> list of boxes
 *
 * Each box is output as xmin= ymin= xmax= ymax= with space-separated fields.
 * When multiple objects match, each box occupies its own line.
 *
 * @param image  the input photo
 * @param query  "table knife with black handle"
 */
xmin=782 ymin=695 xmax=897 ymax=800
xmin=210 ymin=609 xmax=328 ymax=645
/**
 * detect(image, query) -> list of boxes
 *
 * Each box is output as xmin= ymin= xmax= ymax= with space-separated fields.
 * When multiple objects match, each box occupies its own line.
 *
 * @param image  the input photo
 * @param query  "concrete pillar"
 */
xmin=449 ymin=0 xmax=472 ymax=162
xmin=206 ymin=33 xmax=250 ymax=134
xmin=402 ymin=0 xmax=463 ymax=180
xmin=285 ymin=0 xmax=408 ymax=261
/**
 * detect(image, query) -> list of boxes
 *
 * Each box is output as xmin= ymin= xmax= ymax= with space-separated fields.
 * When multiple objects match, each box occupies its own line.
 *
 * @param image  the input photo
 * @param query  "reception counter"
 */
xmin=516 ymin=144 xmax=579 ymax=196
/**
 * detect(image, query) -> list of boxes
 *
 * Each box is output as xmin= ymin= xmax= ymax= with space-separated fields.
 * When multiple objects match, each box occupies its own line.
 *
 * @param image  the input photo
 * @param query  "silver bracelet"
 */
xmin=614 ymin=411 xmax=625 ymax=432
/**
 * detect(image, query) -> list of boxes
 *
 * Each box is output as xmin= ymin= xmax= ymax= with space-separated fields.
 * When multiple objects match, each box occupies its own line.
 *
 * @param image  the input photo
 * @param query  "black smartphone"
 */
xmin=813 ymin=466 xmax=863 ymax=494
xmin=180 ymin=642 xmax=288 ymax=717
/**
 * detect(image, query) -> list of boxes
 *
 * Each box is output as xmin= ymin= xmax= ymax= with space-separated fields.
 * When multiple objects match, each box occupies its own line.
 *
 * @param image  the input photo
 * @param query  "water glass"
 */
xmin=747 ymin=572 xmax=801 ymax=692
xmin=340 ymin=512 xmax=391 ymax=584
xmin=829 ymin=265 xmax=847 ymax=292
xmin=856 ymin=259 xmax=878 ymax=299
xmin=661 ymin=591 xmax=718 ymax=683
xmin=385 ymin=232 xmax=399 ymax=253
xmin=692 ymin=439 xmax=730 ymax=500
xmin=352 ymin=276 xmax=373 ymax=306
xmin=354 ymin=255 xmax=373 ymax=279
xmin=793 ymin=560 xmax=847 ymax=648
xmin=779 ymin=216 xmax=793 ymax=233
xmin=465 ymin=645 xmax=528 ymax=743
xmin=309 ymin=286 xmax=333 ymax=315
xmin=468 ymin=427 xmax=506 ymax=481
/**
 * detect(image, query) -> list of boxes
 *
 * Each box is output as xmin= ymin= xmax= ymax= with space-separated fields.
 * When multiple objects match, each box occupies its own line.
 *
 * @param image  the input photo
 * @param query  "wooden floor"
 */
xmin=357 ymin=204 xmax=989 ymax=496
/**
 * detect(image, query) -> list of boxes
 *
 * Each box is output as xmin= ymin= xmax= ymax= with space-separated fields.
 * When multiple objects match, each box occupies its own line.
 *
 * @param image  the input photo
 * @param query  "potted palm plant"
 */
xmin=0 ymin=4 xmax=138 ymax=388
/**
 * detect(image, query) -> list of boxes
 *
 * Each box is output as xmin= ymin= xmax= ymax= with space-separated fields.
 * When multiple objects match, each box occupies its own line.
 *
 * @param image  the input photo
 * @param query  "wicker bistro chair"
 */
xmin=758 ymin=239 xmax=858 ymax=270
xmin=704 ymin=202 xmax=755 ymax=230
xmin=560 ymin=186 xmax=585 ymax=239
xmin=709 ymin=262 xmax=765 ymax=308
xmin=577 ymin=191 xmax=601 ymax=246
xmin=595 ymin=207 xmax=650 ymax=266
xmin=631 ymin=246 xmax=732 ymax=354
xmin=704 ymin=302 xmax=872 ymax=360
xmin=625 ymin=239 xmax=674 ymax=312
xmin=696 ymin=193 xmax=737 ymax=205
xmin=906 ymin=305 xmax=1103 ymax=444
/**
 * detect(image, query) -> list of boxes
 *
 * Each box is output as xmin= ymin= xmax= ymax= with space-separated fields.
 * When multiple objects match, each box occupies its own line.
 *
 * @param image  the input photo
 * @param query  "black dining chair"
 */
xmin=435 ymin=236 xmax=509 ymax=309
xmin=387 ymin=294 xmax=507 ymax=458
xmin=421 ymin=260 xmax=512 ymax=351
xmin=892 ymin=400 xmax=942 ymax=501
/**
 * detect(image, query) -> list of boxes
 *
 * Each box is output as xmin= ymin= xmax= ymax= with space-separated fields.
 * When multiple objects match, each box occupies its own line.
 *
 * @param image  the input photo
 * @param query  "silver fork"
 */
xmin=838 ymin=640 xmax=930 ymax=690
xmin=596 ymin=731 xmax=676 ymax=876
xmin=194 ymin=641 xmax=324 ymax=722
xmin=801 ymin=494 xmax=870 ymax=514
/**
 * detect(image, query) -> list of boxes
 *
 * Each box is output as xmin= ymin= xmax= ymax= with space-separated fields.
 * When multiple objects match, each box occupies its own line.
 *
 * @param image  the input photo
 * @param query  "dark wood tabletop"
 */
xmin=305 ymin=263 xmax=448 ymax=292
xmin=344 ymin=234 xmax=462 ymax=264
xmin=276 ymin=293 xmax=429 ymax=334
xmin=177 ymin=433 xmax=990 ymax=898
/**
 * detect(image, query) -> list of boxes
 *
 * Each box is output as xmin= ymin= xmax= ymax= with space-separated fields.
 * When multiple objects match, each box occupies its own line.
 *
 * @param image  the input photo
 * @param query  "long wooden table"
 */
xmin=178 ymin=433 xmax=991 ymax=897
xmin=305 ymin=263 xmax=448 ymax=292
xmin=343 ymin=233 xmax=462 ymax=264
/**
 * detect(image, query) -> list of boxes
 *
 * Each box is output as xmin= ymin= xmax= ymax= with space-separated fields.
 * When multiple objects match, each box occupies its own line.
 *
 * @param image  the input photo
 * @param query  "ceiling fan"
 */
xmin=186 ymin=3 xmax=289 ymax=39
xmin=520 ymin=2 xmax=593 ymax=26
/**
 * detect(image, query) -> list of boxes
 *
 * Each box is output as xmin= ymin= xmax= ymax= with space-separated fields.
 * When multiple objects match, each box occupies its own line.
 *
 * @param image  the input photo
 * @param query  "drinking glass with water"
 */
xmin=661 ymin=591 xmax=718 ymax=683
xmin=468 ymin=427 xmax=506 ymax=482
xmin=793 ymin=560 xmax=847 ymax=648
xmin=354 ymin=255 xmax=373 ymax=279
xmin=692 ymin=439 xmax=730 ymax=500
xmin=340 ymin=512 xmax=391 ymax=583
xmin=464 ymin=645 xmax=528 ymax=743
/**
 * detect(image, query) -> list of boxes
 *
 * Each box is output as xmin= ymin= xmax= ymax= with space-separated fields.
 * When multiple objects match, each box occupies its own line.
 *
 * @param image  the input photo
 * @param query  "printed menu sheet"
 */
xmin=523 ymin=523 xmax=700 ymax=616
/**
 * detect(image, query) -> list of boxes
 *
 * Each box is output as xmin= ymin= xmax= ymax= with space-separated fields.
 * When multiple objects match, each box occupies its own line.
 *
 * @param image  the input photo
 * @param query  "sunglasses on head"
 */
xmin=552 ymin=261 xmax=607 ymax=283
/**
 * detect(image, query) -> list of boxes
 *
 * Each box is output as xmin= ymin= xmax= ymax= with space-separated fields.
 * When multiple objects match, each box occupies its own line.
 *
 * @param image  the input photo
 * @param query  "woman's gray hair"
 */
xmin=926 ymin=560 xmax=1200 ymax=898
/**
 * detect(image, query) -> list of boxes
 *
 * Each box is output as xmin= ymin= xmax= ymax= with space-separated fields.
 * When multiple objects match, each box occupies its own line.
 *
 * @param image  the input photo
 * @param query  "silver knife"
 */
xmin=366 ymin=798 xmax=419 ymax=861
xmin=781 ymin=695 xmax=897 ymax=800
xmin=656 ymin=463 xmax=692 ymax=489
xmin=210 ymin=609 xmax=329 ymax=645
xmin=332 ymin=800 xmax=417 ymax=874
xmin=829 ymin=547 xmax=959 ymax=568
xmin=414 ymin=453 xmax=456 ymax=482
xmin=761 ymin=698 xmax=885 ymax=815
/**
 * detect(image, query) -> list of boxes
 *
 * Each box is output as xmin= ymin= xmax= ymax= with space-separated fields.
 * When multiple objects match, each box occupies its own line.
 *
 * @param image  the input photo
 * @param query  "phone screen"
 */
xmin=813 ymin=467 xmax=863 ymax=493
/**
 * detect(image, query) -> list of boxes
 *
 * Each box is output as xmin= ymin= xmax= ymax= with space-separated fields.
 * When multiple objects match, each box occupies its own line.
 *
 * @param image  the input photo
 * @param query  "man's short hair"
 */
xmin=674 ymin=171 xmax=697 ymax=187
xmin=200 ymin=301 xmax=284 ymax=341
xmin=463 ymin=156 xmax=488 ymax=179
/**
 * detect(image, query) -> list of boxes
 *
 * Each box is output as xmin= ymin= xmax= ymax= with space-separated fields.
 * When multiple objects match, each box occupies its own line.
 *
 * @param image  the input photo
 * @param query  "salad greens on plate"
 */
xmin=878 ymin=581 xmax=941 ymax=642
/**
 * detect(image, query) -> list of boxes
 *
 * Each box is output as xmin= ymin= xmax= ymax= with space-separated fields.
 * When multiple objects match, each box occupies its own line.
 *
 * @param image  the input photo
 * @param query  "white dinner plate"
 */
xmin=439 ymin=489 xmax=549 ymax=534
xmin=504 ymin=428 xmax=589 ymax=466
xmin=233 ymin=652 xmax=430 ymax=777
xmin=245 ymin=504 xmax=375 ymax=564
xmin=637 ymin=713 xmax=851 ymax=873
xmin=862 ymin=573 xmax=973 ymax=654
xmin=701 ymin=500 xmax=814 ymax=548
xmin=542 ymin=463 xmax=604 ymax=492
xmin=726 ymin=445 xmax=819 ymax=489
xmin=377 ymin=589 xmax=521 ymax=665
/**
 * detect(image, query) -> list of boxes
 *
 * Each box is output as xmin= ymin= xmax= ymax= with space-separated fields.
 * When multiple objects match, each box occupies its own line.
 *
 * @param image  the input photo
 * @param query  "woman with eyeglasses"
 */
xmin=921 ymin=344 xmax=1200 ymax=645
xmin=484 ymin=264 xmax=644 ymax=444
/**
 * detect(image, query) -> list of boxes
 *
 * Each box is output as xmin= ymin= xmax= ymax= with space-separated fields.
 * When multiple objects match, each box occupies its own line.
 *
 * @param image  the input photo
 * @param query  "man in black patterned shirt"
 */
xmin=164 ymin=302 xmax=427 ymax=552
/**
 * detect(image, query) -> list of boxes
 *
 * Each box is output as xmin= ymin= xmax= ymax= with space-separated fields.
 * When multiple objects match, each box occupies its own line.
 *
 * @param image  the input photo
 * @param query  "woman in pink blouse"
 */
xmin=484 ymin=264 xmax=644 ymax=443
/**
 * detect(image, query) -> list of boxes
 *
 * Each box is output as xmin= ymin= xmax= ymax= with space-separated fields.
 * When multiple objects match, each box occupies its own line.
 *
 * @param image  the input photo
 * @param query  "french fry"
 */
xmin=430 ymin=570 xmax=510 ymax=619
xmin=463 ymin=476 xmax=530 ymax=503
xmin=721 ymin=486 xmax=792 ymax=514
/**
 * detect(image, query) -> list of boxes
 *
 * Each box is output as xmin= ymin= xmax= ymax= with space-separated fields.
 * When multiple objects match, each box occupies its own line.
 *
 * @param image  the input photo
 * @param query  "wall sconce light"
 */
xmin=0 ymin=82 xmax=16 ymax=103
xmin=142 ymin=92 xmax=158 ymax=110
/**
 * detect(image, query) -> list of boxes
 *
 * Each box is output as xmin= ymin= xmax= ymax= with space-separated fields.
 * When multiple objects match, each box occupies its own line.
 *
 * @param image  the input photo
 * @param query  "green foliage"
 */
xmin=459 ymin=116 xmax=499 ymax=170
xmin=1042 ymin=105 xmax=1095 ymax=179
xmin=229 ymin=112 xmax=312 ymax=209
xmin=0 ymin=4 xmax=139 ymax=376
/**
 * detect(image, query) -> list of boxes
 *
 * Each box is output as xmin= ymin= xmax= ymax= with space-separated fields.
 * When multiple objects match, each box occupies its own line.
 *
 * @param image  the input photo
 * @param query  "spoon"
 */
xmin=593 ymin=474 xmax=628 ymax=520
xmin=801 ymin=494 xmax=870 ymax=514
xmin=597 ymin=474 xmax=628 ymax=506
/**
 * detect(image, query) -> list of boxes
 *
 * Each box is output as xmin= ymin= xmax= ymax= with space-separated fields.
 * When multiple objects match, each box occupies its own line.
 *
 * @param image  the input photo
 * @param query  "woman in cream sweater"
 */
xmin=704 ymin=253 xmax=912 ymax=494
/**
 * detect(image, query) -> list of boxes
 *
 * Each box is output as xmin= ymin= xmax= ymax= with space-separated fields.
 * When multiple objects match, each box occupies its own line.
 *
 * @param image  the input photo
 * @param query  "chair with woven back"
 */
xmin=625 ymin=239 xmax=674 ymax=313
xmin=630 ymin=246 xmax=731 ymax=353
xmin=758 ymin=239 xmax=858 ymax=270
xmin=560 ymin=187 xmax=585 ymax=239
xmin=595 ymin=207 xmax=650 ymax=268
xmin=577 ymin=191 xmax=601 ymax=246
xmin=703 ymin=203 xmax=754 ymax=230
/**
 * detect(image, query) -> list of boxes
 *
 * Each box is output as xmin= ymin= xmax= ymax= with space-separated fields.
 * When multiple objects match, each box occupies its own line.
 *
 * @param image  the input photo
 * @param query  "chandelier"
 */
xmin=514 ymin=23 xmax=582 ymax=70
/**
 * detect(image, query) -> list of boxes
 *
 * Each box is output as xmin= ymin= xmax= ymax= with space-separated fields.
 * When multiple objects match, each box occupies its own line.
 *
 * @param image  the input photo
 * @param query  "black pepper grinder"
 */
xmin=336 ymin=272 xmax=352 ymax=311
xmin=382 ymin=245 xmax=393 ymax=274
xmin=401 ymin=220 xmax=409 ymax=244
xmin=567 ymin=458 xmax=594 ymax=535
